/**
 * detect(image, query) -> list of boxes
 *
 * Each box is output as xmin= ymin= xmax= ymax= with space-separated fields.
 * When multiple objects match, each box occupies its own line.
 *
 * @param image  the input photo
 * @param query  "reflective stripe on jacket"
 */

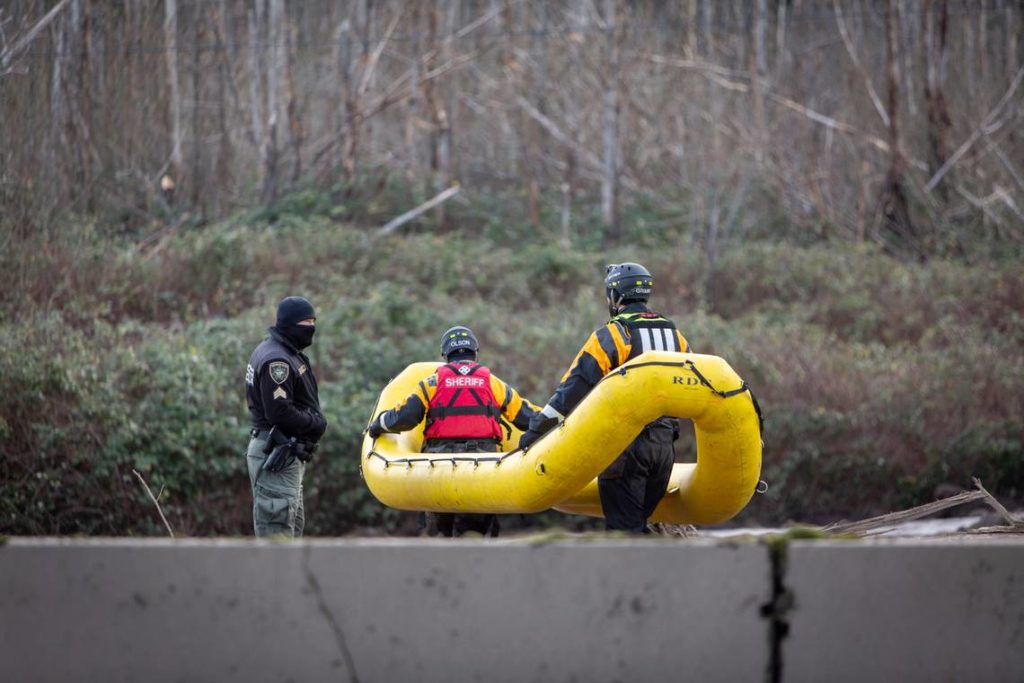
xmin=612 ymin=310 xmax=684 ymax=361
xmin=544 ymin=304 xmax=690 ymax=418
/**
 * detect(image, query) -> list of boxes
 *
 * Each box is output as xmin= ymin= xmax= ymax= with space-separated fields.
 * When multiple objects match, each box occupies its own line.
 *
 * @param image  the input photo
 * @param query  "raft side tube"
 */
xmin=361 ymin=352 xmax=762 ymax=524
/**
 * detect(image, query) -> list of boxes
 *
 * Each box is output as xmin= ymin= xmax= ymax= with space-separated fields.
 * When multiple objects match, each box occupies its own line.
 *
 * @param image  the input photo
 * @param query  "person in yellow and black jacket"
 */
xmin=367 ymin=326 xmax=538 ymax=537
xmin=518 ymin=262 xmax=690 ymax=533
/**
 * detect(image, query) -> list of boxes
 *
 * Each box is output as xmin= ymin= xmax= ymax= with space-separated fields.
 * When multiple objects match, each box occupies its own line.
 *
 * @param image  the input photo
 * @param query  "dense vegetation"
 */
xmin=3 ymin=2 xmax=1022 ymax=536
xmin=2 ymin=182 xmax=1021 ymax=537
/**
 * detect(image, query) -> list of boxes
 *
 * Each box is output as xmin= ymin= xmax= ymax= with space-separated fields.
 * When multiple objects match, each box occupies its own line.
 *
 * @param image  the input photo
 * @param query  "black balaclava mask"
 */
xmin=275 ymin=296 xmax=317 ymax=350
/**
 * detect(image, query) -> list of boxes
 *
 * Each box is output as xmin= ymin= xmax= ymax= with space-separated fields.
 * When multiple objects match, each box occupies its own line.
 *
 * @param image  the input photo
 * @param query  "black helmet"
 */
xmin=440 ymin=325 xmax=479 ymax=360
xmin=604 ymin=262 xmax=654 ymax=305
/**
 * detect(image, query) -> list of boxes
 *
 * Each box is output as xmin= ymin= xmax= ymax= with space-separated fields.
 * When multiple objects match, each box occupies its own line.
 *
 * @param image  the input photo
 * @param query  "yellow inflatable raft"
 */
xmin=361 ymin=351 xmax=762 ymax=525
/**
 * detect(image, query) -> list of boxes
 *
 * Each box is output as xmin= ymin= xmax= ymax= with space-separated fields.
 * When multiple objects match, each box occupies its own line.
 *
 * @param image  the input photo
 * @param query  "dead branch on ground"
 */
xmin=132 ymin=468 xmax=175 ymax=538
xmin=376 ymin=184 xmax=460 ymax=235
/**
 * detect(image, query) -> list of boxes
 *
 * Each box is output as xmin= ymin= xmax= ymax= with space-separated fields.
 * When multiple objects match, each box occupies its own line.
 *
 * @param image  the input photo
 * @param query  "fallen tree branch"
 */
xmin=132 ymin=468 xmax=175 ymax=538
xmin=973 ymin=477 xmax=1024 ymax=528
xmin=377 ymin=184 xmax=460 ymax=236
xmin=823 ymin=489 xmax=987 ymax=536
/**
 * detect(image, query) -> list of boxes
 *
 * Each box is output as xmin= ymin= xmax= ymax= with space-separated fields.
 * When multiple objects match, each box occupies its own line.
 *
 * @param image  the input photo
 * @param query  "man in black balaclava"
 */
xmin=244 ymin=296 xmax=327 ymax=537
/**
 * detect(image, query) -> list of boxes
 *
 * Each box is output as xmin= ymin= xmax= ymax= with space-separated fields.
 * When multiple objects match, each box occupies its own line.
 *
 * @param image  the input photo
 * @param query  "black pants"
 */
xmin=421 ymin=439 xmax=500 ymax=538
xmin=598 ymin=420 xmax=676 ymax=533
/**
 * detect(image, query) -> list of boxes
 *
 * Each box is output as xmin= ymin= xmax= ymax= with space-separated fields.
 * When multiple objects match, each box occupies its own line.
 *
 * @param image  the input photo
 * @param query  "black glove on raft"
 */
xmin=367 ymin=414 xmax=385 ymax=439
xmin=517 ymin=415 xmax=559 ymax=450
xmin=517 ymin=429 xmax=543 ymax=450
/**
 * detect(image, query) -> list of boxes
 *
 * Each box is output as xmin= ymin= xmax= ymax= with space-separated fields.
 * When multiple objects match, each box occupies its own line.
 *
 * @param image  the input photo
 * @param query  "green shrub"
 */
xmin=2 ymin=189 xmax=1022 ymax=535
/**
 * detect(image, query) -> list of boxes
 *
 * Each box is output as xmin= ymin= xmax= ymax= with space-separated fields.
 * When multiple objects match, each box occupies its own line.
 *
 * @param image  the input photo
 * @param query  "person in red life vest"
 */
xmin=518 ymin=263 xmax=691 ymax=533
xmin=367 ymin=326 xmax=538 ymax=537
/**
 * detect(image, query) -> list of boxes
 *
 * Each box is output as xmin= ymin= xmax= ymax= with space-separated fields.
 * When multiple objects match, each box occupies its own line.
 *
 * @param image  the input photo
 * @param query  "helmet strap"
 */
xmin=607 ymin=291 xmax=623 ymax=318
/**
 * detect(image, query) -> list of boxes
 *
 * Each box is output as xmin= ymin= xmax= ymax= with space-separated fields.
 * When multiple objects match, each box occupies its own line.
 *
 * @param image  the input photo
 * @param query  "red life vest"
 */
xmin=423 ymin=363 xmax=502 ymax=441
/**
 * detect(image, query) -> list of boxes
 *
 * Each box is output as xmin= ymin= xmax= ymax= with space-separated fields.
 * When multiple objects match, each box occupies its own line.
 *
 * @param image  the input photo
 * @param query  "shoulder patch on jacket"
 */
xmin=269 ymin=361 xmax=290 ymax=384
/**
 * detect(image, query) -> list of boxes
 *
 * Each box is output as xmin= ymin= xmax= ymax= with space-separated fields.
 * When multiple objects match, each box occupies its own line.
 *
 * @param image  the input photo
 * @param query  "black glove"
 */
xmin=295 ymin=441 xmax=317 ymax=463
xmin=518 ymin=415 xmax=559 ymax=450
xmin=517 ymin=429 xmax=543 ymax=450
xmin=367 ymin=417 xmax=384 ymax=439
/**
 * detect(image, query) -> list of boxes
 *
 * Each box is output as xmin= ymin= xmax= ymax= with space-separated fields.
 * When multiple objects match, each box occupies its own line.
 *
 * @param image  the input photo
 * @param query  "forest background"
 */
xmin=1 ymin=0 xmax=1022 ymax=536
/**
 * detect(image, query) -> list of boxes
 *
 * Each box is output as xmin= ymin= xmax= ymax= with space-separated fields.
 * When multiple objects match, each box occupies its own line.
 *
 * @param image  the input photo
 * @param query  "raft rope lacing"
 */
xmin=365 ymin=360 xmax=763 ymax=469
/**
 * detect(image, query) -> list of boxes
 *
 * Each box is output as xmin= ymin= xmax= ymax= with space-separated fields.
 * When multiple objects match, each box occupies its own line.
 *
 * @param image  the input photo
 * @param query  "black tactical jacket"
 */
xmin=246 ymin=328 xmax=327 ymax=442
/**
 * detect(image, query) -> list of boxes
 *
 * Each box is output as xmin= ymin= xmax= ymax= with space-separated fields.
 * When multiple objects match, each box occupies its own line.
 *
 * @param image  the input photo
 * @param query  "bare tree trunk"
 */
xmin=247 ymin=1 xmax=265 ymax=160
xmin=979 ymin=6 xmax=988 ymax=87
xmin=51 ymin=7 xmax=69 ymax=161
xmin=362 ymin=0 xmax=377 ymax=163
xmin=345 ymin=0 xmax=371 ymax=179
xmin=1007 ymin=2 xmax=1018 ymax=78
xmin=210 ymin=2 xmax=238 ymax=214
xmin=404 ymin=1 xmax=421 ymax=185
xmin=526 ymin=2 xmax=549 ymax=232
xmin=879 ymin=0 xmax=921 ymax=259
xmin=499 ymin=0 xmax=517 ymax=172
xmin=561 ymin=0 xmax=587 ymax=249
xmin=435 ymin=0 xmax=456 ymax=226
xmin=438 ymin=0 xmax=455 ymax=190
xmin=80 ymin=0 xmax=96 ymax=210
xmin=701 ymin=0 xmax=722 ymax=309
xmin=923 ymin=0 xmax=951 ymax=199
xmin=340 ymin=0 xmax=371 ymax=182
xmin=190 ymin=14 xmax=203 ymax=209
xmin=755 ymin=0 xmax=768 ymax=77
xmin=285 ymin=13 xmax=302 ymax=186
xmin=165 ymin=0 xmax=183 ymax=179
xmin=899 ymin=0 xmax=917 ymax=117
xmin=686 ymin=0 xmax=697 ymax=58
xmin=333 ymin=17 xmax=352 ymax=181
xmin=751 ymin=0 xmax=767 ymax=167
xmin=964 ymin=3 xmax=976 ymax=105
xmin=601 ymin=0 xmax=621 ymax=245
xmin=776 ymin=0 xmax=787 ymax=74
xmin=703 ymin=0 xmax=720 ymax=161
xmin=423 ymin=1 xmax=440 ymax=180
xmin=261 ymin=0 xmax=283 ymax=204
xmin=51 ymin=0 xmax=90 ymax=204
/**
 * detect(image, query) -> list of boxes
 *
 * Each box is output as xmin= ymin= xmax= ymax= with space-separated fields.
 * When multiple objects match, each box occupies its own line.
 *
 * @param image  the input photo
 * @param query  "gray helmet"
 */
xmin=604 ymin=262 xmax=654 ymax=304
xmin=440 ymin=326 xmax=479 ymax=360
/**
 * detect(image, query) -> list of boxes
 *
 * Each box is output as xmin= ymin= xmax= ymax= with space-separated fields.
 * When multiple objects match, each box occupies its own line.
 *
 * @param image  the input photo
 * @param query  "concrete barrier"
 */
xmin=3 ymin=536 xmax=1023 ymax=682
xmin=0 ymin=538 xmax=770 ymax=683
xmin=785 ymin=538 xmax=1024 ymax=682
